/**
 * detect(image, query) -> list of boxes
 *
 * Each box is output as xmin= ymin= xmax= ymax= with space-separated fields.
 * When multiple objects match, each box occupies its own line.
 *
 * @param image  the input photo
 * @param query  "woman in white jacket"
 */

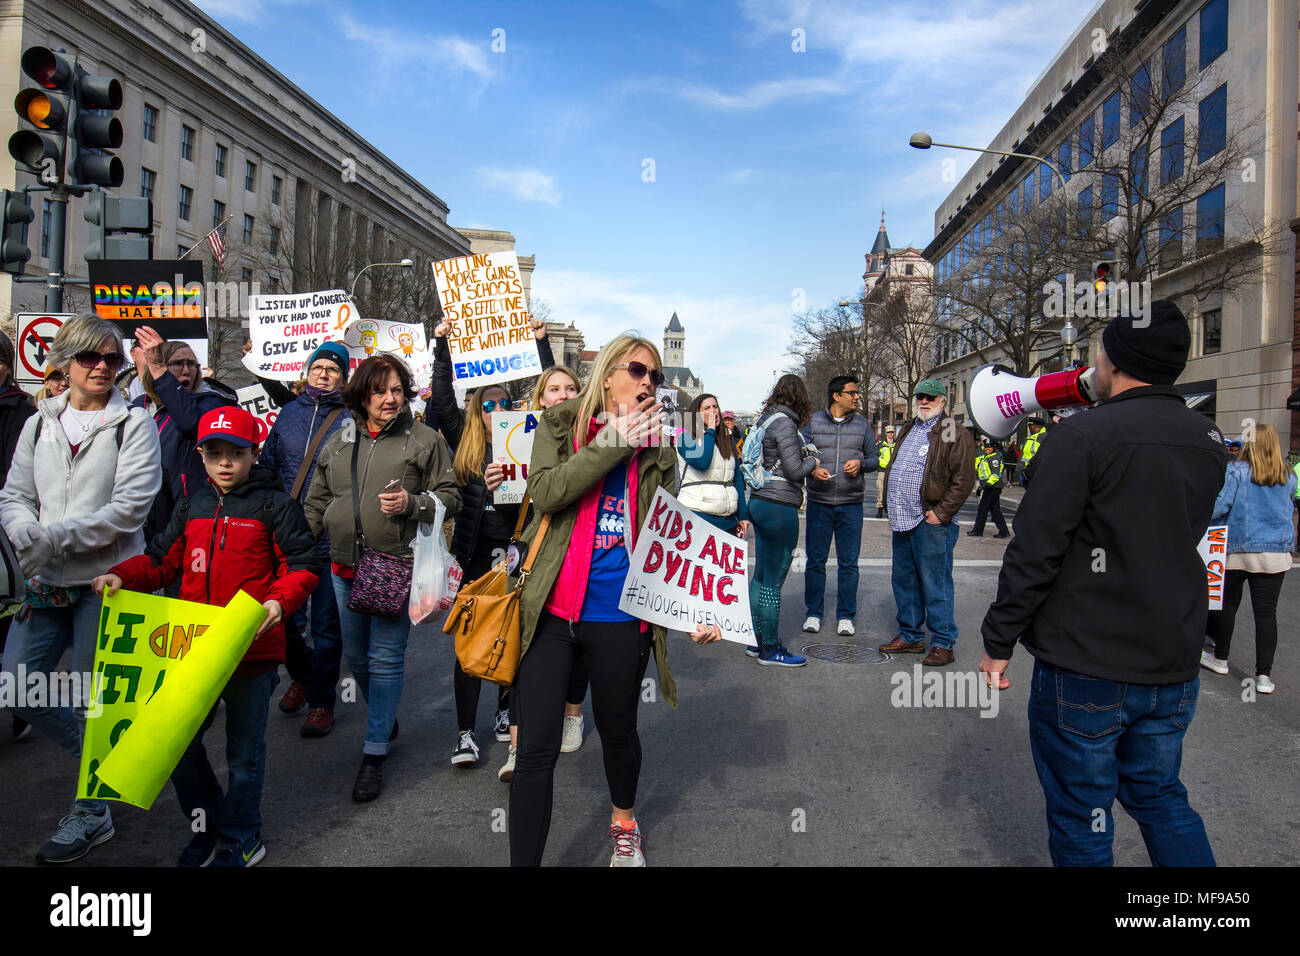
xmin=0 ymin=315 xmax=161 ymax=864
xmin=676 ymin=393 xmax=749 ymax=538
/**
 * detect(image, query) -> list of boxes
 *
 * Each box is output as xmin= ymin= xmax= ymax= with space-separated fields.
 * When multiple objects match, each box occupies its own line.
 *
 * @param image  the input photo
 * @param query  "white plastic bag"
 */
xmin=409 ymin=495 xmax=463 ymax=624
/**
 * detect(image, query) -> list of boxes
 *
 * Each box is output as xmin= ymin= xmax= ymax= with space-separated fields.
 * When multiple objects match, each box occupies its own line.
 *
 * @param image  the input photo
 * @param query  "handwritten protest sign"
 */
xmin=432 ymin=251 xmax=538 ymax=386
xmin=336 ymin=318 xmax=431 ymax=384
xmin=241 ymin=290 xmax=354 ymax=381
xmin=235 ymin=383 xmax=282 ymax=444
xmin=491 ymin=410 xmax=538 ymax=504
xmin=1198 ymin=526 xmax=1228 ymax=610
xmin=87 ymin=260 xmax=206 ymax=339
xmin=617 ymin=487 xmax=755 ymax=645
xmin=78 ymin=590 xmax=266 ymax=809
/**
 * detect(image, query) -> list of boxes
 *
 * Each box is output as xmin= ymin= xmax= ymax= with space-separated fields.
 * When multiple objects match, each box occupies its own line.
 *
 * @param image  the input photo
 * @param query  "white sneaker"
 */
xmin=802 ymin=616 xmax=821 ymax=633
xmin=608 ymin=821 xmax=646 ymax=867
xmin=1200 ymin=650 xmax=1229 ymax=675
xmin=498 ymin=745 xmax=516 ymax=782
xmin=837 ymin=619 xmax=854 ymax=636
xmin=560 ymin=714 xmax=584 ymax=753
xmin=1256 ymin=675 xmax=1275 ymax=694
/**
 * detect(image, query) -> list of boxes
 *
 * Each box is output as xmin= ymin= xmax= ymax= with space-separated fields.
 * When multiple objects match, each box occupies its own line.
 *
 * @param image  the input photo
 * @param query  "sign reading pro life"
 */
xmin=618 ymin=487 xmax=756 ymax=646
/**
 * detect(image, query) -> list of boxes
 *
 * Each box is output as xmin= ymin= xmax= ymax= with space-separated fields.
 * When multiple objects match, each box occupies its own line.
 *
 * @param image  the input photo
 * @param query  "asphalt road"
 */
xmin=1 ymin=498 xmax=1295 ymax=867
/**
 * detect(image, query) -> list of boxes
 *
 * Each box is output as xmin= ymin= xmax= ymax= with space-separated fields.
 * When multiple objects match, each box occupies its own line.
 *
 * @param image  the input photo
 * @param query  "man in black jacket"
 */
xmin=979 ymin=301 xmax=1225 ymax=867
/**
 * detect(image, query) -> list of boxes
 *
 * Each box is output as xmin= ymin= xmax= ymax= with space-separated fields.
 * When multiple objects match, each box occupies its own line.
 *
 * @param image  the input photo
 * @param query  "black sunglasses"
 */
xmin=616 ymin=361 xmax=665 ymax=387
xmin=73 ymin=350 xmax=126 ymax=371
xmin=481 ymin=399 xmax=511 ymax=413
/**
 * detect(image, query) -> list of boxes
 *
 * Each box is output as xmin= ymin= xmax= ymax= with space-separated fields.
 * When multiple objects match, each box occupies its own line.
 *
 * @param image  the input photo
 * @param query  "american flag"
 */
xmin=206 ymin=220 xmax=228 ymax=268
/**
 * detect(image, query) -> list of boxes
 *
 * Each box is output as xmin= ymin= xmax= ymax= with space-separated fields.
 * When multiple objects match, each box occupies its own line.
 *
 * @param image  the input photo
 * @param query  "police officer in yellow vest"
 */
xmin=875 ymin=425 xmax=896 ymax=518
xmin=968 ymin=437 xmax=1010 ymax=538
xmin=1019 ymin=419 xmax=1044 ymax=489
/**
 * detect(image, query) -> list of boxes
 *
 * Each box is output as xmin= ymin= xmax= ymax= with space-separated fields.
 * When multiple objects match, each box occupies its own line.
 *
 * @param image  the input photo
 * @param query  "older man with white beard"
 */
xmin=878 ymin=379 xmax=976 ymax=666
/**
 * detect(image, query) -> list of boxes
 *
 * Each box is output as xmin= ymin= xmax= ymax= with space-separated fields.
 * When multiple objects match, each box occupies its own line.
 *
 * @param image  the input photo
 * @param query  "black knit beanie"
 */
xmin=1101 ymin=299 xmax=1190 ymax=386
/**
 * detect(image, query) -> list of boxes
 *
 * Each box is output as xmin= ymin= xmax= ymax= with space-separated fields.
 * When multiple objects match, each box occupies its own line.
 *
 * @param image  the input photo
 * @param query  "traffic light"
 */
xmin=8 ymin=47 xmax=76 ymax=183
xmin=70 ymin=67 xmax=123 ymax=188
xmin=84 ymin=193 xmax=152 ymax=260
xmin=1093 ymin=261 xmax=1113 ymax=294
xmin=1 ymin=190 xmax=35 ymax=275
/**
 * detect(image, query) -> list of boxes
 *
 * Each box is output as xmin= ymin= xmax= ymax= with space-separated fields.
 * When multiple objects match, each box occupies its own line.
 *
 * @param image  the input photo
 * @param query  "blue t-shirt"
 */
xmin=581 ymin=462 xmax=636 ymax=622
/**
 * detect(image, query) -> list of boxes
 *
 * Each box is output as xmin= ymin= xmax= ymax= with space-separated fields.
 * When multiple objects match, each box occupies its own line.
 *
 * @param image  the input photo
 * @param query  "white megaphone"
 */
xmin=967 ymin=364 xmax=1098 ymax=440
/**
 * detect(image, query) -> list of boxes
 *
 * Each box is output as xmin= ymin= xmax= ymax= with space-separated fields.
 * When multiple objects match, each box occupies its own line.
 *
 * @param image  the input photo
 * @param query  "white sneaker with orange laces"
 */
xmin=608 ymin=821 xmax=646 ymax=867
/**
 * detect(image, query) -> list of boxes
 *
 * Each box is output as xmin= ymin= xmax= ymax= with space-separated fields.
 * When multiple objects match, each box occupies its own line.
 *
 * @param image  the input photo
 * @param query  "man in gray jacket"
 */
xmin=800 ymin=376 xmax=877 ymax=636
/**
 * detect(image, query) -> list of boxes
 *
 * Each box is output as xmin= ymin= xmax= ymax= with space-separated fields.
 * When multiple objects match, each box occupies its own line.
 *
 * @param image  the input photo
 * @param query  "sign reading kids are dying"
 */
xmin=433 ymin=251 xmax=539 ymax=386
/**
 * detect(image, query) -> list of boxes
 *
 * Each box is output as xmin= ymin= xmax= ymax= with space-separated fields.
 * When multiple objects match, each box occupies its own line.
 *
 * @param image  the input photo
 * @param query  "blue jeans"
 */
xmin=171 ymin=669 xmax=277 ymax=847
xmin=1 ymin=595 xmax=106 ymax=814
xmin=1028 ymin=660 xmax=1215 ymax=867
xmin=283 ymin=562 xmax=344 ymax=708
xmin=333 ymin=575 xmax=411 ymax=756
xmin=890 ymin=519 xmax=959 ymax=649
xmin=804 ymin=500 xmax=862 ymax=621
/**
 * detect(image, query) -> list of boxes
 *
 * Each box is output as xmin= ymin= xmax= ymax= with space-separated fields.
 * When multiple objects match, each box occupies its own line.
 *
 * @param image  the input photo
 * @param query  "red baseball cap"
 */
xmin=198 ymin=406 xmax=259 ymax=448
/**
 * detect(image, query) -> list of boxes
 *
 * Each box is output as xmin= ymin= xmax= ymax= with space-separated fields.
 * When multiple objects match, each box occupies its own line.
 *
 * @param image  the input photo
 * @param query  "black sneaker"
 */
xmin=177 ymin=831 xmax=219 ymax=867
xmin=493 ymin=710 xmax=510 ymax=742
xmin=451 ymin=730 xmax=480 ymax=767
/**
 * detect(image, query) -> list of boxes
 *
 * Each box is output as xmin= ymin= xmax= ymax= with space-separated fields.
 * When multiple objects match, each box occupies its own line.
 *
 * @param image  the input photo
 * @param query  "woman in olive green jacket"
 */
xmin=509 ymin=334 xmax=720 ymax=867
xmin=303 ymin=355 xmax=460 ymax=802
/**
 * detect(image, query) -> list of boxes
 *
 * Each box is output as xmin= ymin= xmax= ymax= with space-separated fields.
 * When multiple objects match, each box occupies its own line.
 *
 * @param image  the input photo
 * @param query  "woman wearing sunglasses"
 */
xmin=35 ymin=366 xmax=68 ymax=402
xmin=509 ymin=334 xmax=721 ymax=867
xmin=0 ymin=316 xmax=162 ymax=863
xmin=131 ymin=326 xmax=234 ymax=540
xmin=430 ymin=316 xmax=556 ymax=767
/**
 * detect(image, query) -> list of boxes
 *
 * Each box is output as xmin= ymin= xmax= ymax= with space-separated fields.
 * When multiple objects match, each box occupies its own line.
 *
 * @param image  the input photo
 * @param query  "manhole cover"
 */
xmin=800 ymin=643 xmax=890 ymax=664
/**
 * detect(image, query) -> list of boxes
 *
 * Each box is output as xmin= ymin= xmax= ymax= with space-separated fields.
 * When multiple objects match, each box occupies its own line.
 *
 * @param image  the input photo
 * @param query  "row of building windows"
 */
xmin=140 ymin=106 xmax=285 ymax=203
xmin=936 ymin=1 xmax=1231 ymax=287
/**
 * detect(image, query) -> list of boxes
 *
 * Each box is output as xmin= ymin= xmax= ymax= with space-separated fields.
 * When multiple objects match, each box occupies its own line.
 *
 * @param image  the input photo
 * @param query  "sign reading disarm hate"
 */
xmin=617 ymin=487 xmax=756 ymax=645
xmin=432 ymin=251 xmax=538 ymax=385
xmin=87 ymin=259 xmax=207 ymax=339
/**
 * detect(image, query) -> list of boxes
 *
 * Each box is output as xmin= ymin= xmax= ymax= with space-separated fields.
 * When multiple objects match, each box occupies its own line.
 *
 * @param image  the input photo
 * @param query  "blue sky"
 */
xmin=196 ymin=0 xmax=1097 ymax=410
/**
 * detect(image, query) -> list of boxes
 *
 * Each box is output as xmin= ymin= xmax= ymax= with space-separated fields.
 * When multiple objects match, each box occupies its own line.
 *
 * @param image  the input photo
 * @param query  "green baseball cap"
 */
xmin=914 ymin=378 xmax=946 ymax=398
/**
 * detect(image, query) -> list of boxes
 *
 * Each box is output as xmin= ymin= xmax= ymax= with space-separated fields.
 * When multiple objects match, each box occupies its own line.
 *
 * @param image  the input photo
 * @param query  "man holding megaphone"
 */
xmin=978 ymin=301 xmax=1228 ymax=867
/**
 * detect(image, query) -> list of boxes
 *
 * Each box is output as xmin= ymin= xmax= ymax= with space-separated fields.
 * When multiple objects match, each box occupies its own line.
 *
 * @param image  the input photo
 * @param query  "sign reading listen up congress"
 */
xmin=432 ymin=251 xmax=538 ymax=386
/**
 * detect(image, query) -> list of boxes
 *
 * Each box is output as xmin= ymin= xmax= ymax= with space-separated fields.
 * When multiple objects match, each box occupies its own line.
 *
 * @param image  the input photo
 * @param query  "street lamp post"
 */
xmin=908 ymin=131 xmax=1067 ymax=194
xmin=350 ymin=257 xmax=415 ymax=300
xmin=1060 ymin=318 xmax=1078 ymax=368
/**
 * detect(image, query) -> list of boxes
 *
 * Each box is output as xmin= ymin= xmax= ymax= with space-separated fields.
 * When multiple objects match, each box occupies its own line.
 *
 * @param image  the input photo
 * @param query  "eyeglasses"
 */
xmin=839 ymin=389 xmax=861 ymax=397
xmin=614 ymin=361 xmax=665 ymax=387
xmin=914 ymin=394 xmax=941 ymax=402
xmin=167 ymin=360 xmax=200 ymax=372
xmin=46 ymin=371 xmax=66 ymax=383
xmin=73 ymin=350 xmax=126 ymax=371
xmin=308 ymin=364 xmax=341 ymax=377
xmin=481 ymin=399 xmax=511 ymax=413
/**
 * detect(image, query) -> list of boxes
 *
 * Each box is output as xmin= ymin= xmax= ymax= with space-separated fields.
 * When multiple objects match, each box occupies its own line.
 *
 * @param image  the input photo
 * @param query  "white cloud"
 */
xmin=531 ymin=269 xmax=797 ymax=411
xmin=478 ymin=168 xmax=562 ymax=207
xmin=630 ymin=74 xmax=847 ymax=111
xmin=727 ymin=168 xmax=756 ymax=184
xmin=334 ymin=12 xmax=493 ymax=81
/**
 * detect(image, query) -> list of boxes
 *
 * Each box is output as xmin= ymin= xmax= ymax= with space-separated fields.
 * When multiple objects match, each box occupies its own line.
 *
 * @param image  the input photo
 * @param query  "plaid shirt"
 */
xmin=887 ymin=414 xmax=941 ymax=531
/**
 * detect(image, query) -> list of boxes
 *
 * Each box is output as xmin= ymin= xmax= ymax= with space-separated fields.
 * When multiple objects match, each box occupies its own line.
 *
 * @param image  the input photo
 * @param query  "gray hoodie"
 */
xmin=750 ymin=404 xmax=819 ymax=508
xmin=0 ymin=390 xmax=161 ymax=586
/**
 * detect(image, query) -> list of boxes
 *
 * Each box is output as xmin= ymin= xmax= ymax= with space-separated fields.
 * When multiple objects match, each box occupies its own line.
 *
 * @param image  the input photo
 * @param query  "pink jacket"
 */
xmin=543 ymin=417 xmax=643 ymax=627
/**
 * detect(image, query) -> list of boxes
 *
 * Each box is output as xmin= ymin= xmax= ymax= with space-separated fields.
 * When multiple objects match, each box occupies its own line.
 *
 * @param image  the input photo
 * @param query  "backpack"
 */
xmin=739 ymin=411 xmax=788 ymax=490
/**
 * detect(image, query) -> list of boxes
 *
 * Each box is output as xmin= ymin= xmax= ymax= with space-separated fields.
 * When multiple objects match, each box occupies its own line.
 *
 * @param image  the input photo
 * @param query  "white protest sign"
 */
xmin=491 ymin=410 xmax=539 ymax=504
xmin=1198 ymin=525 xmax=1228 ymax=610
xmin=235 ymin=383 xmax=282 ymax=444
xmin=335 ymin=318 xmax=431 ymax=385
xmin=432 ymin=251 xmax=539 ymax=386
xmin=242 ymin=290 xmax=355 ymax=381
xmin=15 ymin=312 xmax=71 ymax=394
xmin=617 ymin=487 xmax=755 ymax=645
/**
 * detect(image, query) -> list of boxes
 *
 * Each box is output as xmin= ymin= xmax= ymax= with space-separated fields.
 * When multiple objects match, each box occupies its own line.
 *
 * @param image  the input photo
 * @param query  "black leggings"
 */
xmin=1207 ymin=569 xmax=1285 ymax=676
xmin=509 ymin=614 xmax=652 ymax=867
xmin=454 ymin=541 xmax=510 ymax=731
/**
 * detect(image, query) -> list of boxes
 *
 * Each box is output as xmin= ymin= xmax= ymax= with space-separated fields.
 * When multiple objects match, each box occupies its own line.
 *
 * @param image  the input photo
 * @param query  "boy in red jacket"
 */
xmin=93 ymin=406 xmax=320 ymax=867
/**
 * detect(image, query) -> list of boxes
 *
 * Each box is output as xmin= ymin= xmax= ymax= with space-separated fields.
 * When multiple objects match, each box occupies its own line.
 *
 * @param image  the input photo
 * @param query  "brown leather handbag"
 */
xmin=442 ymin=498 xmax=550 ymax=686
